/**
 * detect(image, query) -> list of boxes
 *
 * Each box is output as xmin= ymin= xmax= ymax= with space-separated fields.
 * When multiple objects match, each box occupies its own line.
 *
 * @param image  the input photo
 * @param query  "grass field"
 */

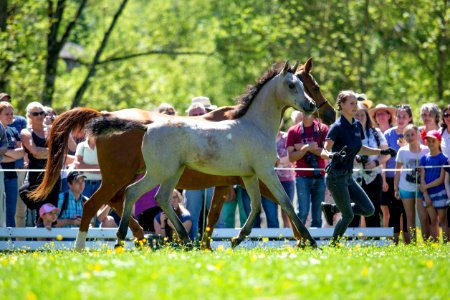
xmin=0 ymin=242 xmax=449 ymax=300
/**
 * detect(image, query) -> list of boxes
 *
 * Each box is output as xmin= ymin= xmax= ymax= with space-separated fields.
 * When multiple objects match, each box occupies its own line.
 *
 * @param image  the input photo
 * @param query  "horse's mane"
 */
xmin=227 ymin=62 xmax=296 ymax=119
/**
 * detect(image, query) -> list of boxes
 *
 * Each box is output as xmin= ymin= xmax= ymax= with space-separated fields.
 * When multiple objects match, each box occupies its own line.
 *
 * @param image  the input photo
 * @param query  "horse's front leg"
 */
xmin=231 ymin=175 xmax=261 ymax=248
xmin=76 ymin=186 xmax=116 ymax=251
xmin=201 ymin=186 xmax=230 ymax=250
xmin=258 ymin=170 xmax=317 ymax=248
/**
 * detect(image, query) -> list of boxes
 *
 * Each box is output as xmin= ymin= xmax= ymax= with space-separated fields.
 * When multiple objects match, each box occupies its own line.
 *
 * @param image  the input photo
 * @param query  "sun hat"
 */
xmin=425 ymin=130 xmax=442 ymax=142
xmin=67 ymin=171 xmax=87 ymax=184
xmin=369 ymin=104 xmax=397 ymax=125
xmin=191 ymin=96 xmax=217 ymax=110
xmin=39 ymin=203 xmax=60 ymax=218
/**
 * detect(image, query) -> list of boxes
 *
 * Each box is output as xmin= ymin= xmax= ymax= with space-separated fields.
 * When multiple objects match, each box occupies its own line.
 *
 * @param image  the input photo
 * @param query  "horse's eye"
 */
xmin=315 ymin=85 xmax=320 ymax=92
xmin=288 ymin=83 xmax=295 ymax=89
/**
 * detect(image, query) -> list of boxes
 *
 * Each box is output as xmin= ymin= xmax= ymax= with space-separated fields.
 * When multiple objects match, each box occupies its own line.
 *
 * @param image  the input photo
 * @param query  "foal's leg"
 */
xmin=201 ymin=186 xmax=230 ymax=250
xmin=116 ymin=174 xmax=158 ymax=245
xmin=155 ymin=170 xmax=190 ymax=244
xmin=108 ymin=189 xmax=145 ymax=242
xmin=231 ymin=175 xmax=261 ymax=248
xmin=258 ymin=170 xmax=317 ymax=247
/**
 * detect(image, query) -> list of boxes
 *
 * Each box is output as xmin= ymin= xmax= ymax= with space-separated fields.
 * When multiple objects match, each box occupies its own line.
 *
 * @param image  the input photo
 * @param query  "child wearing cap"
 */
xmin=419 ymin=130 xmax=449 ymax=242
xmin=37 ymin=203 xmax=60 ymax=230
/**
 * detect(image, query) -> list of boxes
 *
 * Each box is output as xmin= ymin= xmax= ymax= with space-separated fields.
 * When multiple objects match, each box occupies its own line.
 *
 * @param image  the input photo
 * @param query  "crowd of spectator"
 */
xmin=0 ymin=90 xmax=448 ymax=245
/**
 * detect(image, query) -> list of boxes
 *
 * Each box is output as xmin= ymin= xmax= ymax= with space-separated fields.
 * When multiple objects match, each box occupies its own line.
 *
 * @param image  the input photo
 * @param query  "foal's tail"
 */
xmin=29 ymin=108 xmax=102 ymax=201
xmin=86 ymin=116 xmax=147 ymax=138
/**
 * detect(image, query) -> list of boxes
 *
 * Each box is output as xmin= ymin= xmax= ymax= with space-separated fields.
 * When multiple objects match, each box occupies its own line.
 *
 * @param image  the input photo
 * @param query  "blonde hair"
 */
xmin=25 ymin=101 xmax=45 ymax=125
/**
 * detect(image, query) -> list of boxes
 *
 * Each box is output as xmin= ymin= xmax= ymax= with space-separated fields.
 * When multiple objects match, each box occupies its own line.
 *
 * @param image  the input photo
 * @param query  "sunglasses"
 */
xmin=444 ymin=113 xmax=450 ymax=118
xmin=30 ymin=111 xmax=45 ymax=117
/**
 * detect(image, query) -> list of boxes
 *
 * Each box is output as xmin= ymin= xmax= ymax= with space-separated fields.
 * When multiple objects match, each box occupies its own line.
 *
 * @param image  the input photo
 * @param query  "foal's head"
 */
xmin=274 ymin=61 xmax=316 ymax=114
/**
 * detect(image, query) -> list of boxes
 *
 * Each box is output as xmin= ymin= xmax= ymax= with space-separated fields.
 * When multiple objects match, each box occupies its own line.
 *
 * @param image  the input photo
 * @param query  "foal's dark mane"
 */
xmin=228 ymin=62 xmax=296 ymax=119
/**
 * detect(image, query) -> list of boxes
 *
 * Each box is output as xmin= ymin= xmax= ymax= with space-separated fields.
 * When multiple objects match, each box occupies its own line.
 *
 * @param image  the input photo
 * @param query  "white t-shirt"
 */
xmin=75 ymin=140 xmax=101 ymax=180
xmin=396 ymin=145 xmax=429 ymax=191
xmin=441 ymin=129 xmax=450 ymax=161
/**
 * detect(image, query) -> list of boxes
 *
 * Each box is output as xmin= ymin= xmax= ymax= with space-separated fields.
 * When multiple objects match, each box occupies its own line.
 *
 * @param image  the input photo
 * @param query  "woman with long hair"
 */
xmin=353 ymin=102 xmax=390 ymax=228
xmin=320 ymin=91 xmax=396 ymax=245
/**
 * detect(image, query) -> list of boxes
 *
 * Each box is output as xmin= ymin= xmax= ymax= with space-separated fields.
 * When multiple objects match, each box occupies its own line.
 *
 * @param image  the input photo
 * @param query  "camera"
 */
xmin=355 ymin=155 xmax=372 ymax=175
xmin=355 ymin=155 xmax=369 ymax=164
xmin=304 ymin=153 xmax=318 ymax=167
xmin=304 ymin=153 xmax=321 ymax=176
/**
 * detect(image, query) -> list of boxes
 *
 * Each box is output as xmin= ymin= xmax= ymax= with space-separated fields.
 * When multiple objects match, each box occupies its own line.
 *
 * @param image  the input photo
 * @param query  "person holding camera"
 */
xmin=394 ymin=124 xmax=429 ymax=243
xmin=352 ymin=103 xmax=390 ymax=228
xmin=286 ymin=112 xmax=328 ymax=228
xmin=319 ymin=91 xmax=396 ymax=245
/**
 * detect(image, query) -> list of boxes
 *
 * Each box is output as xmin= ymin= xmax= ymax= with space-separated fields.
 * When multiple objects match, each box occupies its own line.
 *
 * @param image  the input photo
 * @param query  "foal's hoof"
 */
xmin=114 ymin=240 xmax=125 ymax=249
xmin=134 ymin=238 xmax=148 ymax=249
xmin=230 ymin=236 xmax=242 ymax=249
xmin=182 ymin=241 xmax=194 ymax=251
xmin=295 ymin=240 xmax=320 ymax=250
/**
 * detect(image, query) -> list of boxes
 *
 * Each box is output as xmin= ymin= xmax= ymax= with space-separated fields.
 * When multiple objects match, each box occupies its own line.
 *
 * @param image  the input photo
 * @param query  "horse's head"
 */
xmin=276 ymin=61 xmax=316 ymax=114
xmin=295 ymin=58 xmax=336 ymax=125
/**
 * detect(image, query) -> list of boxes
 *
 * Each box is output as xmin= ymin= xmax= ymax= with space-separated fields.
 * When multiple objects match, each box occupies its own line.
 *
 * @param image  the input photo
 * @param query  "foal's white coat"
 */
xmin=116 ymin=63 xmax=317 ymax=247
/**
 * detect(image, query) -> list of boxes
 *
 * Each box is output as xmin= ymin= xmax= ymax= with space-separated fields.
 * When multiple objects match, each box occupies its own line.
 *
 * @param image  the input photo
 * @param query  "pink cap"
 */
xmin=425 ymin=130 xmax=442 ymax=141
xmin=39 ymin=203 xmax=60 ymax=218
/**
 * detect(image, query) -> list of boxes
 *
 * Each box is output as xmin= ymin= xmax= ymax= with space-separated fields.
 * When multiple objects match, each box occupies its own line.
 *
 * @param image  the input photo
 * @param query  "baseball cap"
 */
xmin=39 ymin=203 xmax=60 ymax=218
xmin=425 ymin=130 xmax=442 ymax=141
xmin=67 ymin=171 xmax=87 ymax=184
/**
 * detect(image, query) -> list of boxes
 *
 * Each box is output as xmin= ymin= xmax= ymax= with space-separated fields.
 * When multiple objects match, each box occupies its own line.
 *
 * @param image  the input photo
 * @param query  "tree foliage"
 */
xmin=0 ymin=0 xmax=448 ymax=116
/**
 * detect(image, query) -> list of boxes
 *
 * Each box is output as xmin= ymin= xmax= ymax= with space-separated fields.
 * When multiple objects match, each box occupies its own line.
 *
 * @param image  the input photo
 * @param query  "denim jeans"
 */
xmin=296 ymin=176 xmax=325 ymax=228
xmin=241 ymin=188 xmax=279 ymax=228
xmin=326 ymin=169 xmax=375 ymax=240
xmin=184 ymin=188 xmax=225 ymax=240
xmin=83 ymin=180 xmax=102 ymax=198
xmin=4 ymin=177 xmax=18 ymax=227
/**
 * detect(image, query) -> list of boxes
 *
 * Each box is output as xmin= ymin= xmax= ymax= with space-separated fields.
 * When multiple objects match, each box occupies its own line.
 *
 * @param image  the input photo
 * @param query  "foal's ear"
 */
xmin=292 ymin=61 xmax=300 ymax=73
xmin=281 ymin=61 xmax=290 ymax=75
xmin=304 ymin=57 xmax=313 ymax=74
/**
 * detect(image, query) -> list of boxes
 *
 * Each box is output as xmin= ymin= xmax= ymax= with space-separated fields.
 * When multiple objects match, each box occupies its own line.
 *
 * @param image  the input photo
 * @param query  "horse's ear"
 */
xmin=292 ymin=61 xmax=300 ymax=73
xmin=304 ymin=57 xmax=313 ymax=74
xmin=281 ymin=61 xmax=290 ymax=75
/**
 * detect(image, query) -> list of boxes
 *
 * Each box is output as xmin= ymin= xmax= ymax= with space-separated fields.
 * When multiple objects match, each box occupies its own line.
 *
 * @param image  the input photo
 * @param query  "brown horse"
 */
xmin=30 ymin=58 xmax=334 ymax=250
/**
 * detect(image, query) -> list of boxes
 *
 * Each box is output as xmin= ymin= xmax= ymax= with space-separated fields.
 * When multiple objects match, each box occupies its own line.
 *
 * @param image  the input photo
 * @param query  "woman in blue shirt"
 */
xmin=320 ymin=91 xmax=396 ymax=245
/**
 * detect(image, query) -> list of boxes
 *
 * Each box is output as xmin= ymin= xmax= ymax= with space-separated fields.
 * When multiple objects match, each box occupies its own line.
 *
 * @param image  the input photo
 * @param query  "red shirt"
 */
xmin=286 ymin=121 xmax=328 ymax=177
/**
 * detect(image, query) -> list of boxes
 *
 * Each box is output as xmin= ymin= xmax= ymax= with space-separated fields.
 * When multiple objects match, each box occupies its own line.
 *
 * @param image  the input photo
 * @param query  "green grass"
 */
xmin=0 ymin=243 xmax=449 ymax=300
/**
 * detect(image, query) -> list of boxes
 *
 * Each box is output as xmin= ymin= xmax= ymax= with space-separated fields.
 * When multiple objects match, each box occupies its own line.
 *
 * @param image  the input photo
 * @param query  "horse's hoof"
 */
xmin=230 ymin=236 xmax=242 ymax=249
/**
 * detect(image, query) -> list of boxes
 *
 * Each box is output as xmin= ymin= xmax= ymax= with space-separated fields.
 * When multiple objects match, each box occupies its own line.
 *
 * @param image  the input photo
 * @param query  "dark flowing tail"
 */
xmin=29 ymin=108 xmax=102 ymax=201
xmin=85 ymin=116 xmax=147 ymax=138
